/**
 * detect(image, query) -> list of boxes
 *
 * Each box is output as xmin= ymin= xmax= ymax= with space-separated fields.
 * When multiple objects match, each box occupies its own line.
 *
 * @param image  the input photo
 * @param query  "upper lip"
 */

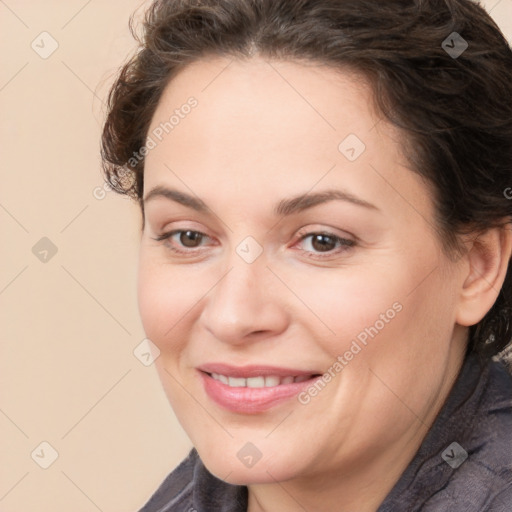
xmin=198 ymin=363 xmax=320 ymax=378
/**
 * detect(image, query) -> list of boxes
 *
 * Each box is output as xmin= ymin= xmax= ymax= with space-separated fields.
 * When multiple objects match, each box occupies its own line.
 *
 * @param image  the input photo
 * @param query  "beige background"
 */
xmin=0 ymin=1 xmax=511 ymax=511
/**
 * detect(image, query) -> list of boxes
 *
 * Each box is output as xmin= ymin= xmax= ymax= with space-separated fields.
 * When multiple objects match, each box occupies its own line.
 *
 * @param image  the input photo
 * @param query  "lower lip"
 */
xmin=200 ymin=371 xmax=320 ymax=413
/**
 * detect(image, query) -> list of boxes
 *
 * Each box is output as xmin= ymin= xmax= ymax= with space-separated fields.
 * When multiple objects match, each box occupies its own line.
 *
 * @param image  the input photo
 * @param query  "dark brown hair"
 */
xmin=101 ymin=0 xmax=512 ymax=359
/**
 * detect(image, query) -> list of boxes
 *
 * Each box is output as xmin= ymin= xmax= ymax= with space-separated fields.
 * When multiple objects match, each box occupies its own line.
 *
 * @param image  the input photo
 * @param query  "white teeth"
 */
xmin=209 ymin=373 xmax=314 ymax=387
xmin=264 ymin=376 xmax=280 ymax=387
xmin=228 ymin=376 xmax=247 ymax=387
xmin=211 ymin=372 xmax=227 ymax=384
xmin=247 ymin=376 xmax=265 ymax=388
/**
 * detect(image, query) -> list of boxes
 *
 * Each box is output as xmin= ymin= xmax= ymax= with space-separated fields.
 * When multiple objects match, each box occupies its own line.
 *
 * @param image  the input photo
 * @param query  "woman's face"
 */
xmin=138 ymin=57 xmax=468 ymax=486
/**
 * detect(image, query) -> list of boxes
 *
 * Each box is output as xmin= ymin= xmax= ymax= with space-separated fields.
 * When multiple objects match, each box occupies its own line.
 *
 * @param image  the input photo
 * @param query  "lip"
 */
xmin=197 ymin=363 xmax=322 ymax=414
xmin=198 ymin=363 xmax=318 ymax=378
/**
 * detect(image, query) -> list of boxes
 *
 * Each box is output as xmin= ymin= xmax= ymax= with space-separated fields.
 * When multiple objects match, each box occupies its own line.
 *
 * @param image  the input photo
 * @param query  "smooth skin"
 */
xmin=137 ymin=56 xmax=512 ymax=512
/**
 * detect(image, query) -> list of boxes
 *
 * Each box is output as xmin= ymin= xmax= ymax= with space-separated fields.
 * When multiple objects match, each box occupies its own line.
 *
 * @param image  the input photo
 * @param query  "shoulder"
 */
xmin=137 ymin=448 xmax=248 ymax=512
xmin=379 ymin=355 xmax=512 ymax=512
xmin=474 ymin=357 xmax=512 ymax=468
xmin=472 ymin=358 xmax=512 ymax=507
xmin=430 ymin=358 xmax=512 ymax=511
xmin=138 ymin=449 xmax=199 ymax=512
xmin=487 ymin=485 xmax=512 ymax=512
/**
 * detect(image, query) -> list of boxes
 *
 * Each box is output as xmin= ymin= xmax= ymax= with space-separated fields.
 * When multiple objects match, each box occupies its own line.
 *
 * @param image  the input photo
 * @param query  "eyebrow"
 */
xmin=143 ymin=185 xmax=378 ymax=216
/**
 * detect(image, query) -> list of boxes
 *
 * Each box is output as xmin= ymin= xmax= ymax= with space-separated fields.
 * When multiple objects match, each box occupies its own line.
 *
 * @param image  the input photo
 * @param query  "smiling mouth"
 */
xmin=198 ymin=363 xmax=324 ymax=412
xmin=199 ymin=368 xmax=324 ymax=413
xmin=207 ymin=372 xmax=320 ymax=388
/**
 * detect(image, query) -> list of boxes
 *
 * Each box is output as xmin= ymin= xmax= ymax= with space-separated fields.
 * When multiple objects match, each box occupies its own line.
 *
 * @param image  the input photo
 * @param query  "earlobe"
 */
xmin=456 ymin=224 xmax=512 ymax=327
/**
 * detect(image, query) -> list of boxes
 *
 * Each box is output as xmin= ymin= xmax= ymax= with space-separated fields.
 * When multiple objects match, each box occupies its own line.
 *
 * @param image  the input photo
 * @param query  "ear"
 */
xmin=456 ymin=223 xmax=512 ymax=327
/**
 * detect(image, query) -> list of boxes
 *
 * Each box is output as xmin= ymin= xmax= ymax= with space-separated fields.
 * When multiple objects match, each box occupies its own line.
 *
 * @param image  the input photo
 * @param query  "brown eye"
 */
xmin=311 ymin=234 xmax=337 ymax=252
xmin=297 ymin=231 xmax=355 ymax=258
xmin=179 ymin=230 xmax=204 ymax=247
xmin=153 ymin=229 xmax=210 ymax=252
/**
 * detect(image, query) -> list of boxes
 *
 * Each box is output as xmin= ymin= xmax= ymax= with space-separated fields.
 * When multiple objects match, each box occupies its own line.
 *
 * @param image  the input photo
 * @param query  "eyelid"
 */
xmin=294 ymin=225 xmax=356 ymax=243
xmin=154 ymin=228 xmax=211 ymax=242
xmin=291 ymin=227 xmax=356 ymax=259
xmin=152 ymin=225 xmax=356 ymax=259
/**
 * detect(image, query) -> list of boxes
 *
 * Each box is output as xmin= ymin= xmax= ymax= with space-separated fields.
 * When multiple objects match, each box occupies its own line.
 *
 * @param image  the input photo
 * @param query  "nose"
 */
xmin=199 ymin=257 xmax=290 ymax=346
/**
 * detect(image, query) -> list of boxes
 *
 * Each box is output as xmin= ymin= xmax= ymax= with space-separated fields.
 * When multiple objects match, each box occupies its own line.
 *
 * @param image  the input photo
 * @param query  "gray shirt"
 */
xmin=139 ymin=352 xmax=512 ymax=511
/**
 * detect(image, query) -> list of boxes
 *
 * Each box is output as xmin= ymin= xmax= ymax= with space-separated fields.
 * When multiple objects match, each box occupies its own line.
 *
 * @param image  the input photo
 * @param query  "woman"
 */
xmin=101 ymin=0 xmax=512 ymax=510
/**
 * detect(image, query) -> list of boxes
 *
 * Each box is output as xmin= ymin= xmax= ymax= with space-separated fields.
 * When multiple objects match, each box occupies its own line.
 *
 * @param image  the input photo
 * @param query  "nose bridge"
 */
xmin=200 ymin=248 xmax=287 ymax=343
xmin=223 ymin=256 xmax=262 ymax=303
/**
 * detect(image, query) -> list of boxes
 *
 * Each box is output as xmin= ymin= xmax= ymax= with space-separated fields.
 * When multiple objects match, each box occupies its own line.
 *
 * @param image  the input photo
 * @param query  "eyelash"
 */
xmin=152 ymin=229 xmax=355 ymax=259
xmin=295 ymin=229 xmax=355 ymax=259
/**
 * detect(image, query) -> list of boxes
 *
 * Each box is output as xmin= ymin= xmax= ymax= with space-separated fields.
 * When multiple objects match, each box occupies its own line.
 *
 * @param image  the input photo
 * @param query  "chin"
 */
xmin=198 ymin=444 xmax=302 ymax=485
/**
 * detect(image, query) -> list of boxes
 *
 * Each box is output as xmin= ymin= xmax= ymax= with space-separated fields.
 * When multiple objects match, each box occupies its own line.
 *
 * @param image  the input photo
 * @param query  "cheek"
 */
xmin=137 ymin=250 xmax=201 ymax=352
xmin=285 ymin=265 xmax=402 ymax=351
xmin=287 ymin=254 xmax=456 ymax=367
xmin=336 ymin=262 xmax=460 ymax=408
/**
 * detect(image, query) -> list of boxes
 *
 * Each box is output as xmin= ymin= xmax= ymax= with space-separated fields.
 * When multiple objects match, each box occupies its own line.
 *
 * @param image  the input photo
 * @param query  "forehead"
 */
xmin=143 ymin=56 xmax=432 ymax=223
xmin=147 ymin=56 xmax=380 ymax=159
